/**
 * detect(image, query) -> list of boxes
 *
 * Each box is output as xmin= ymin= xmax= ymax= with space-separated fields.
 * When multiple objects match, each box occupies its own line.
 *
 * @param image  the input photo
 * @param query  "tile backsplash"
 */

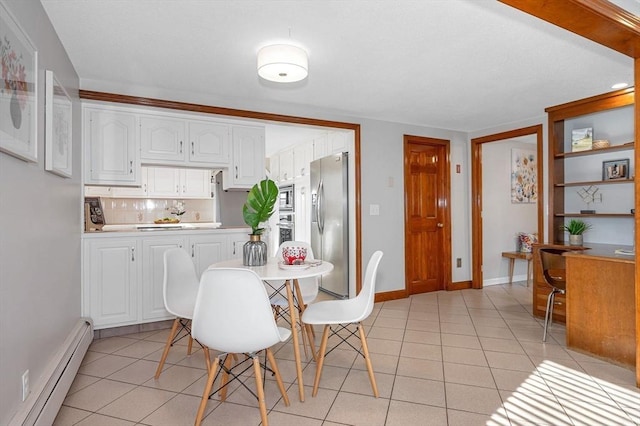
xmin=101 ymin=198 xmax=215 ymax=224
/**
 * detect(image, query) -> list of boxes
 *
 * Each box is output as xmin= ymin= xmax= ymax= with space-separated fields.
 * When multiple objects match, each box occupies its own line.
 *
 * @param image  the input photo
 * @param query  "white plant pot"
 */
xmin=569 ymin=234 xmax=583 ymax=246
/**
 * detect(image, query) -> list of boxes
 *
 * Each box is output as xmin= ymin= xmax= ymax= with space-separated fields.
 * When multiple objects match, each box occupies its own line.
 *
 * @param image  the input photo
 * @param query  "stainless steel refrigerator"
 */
xmin=311 ymin=152 xmax=349 ymax=299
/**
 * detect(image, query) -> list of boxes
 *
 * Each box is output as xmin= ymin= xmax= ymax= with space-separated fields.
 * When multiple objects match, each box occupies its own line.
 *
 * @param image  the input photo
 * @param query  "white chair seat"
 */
xmin=300 ymin=299 xmax=362 ymax=325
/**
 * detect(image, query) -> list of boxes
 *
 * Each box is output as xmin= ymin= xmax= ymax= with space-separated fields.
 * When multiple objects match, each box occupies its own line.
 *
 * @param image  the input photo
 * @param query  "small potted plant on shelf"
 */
xmin=242 ymin=178 xmax=278 ymax=266
xmin=561 ymin=219 xmax=592 ymax=246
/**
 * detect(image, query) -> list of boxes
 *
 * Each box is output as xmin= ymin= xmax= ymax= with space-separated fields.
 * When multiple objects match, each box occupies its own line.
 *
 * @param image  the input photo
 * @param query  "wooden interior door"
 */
xmin=404 ymin=136 xmax=451 ymax=294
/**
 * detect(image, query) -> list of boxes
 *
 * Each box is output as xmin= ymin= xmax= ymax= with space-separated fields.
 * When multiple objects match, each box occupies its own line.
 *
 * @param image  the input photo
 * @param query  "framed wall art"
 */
xmin=511 ymin=148 xmax=537 ymax=203
xmin=45 ymin=70 xmax=72 ymax=177
xmin=602 ymin=158 xmax=629 ymax=181
xmin=0 ymin=2 xmax=38 ymax=162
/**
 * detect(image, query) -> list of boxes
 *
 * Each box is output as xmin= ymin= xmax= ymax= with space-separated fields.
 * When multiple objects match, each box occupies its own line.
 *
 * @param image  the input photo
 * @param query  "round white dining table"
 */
xmin=208 ymin=257 xmax=333 ymax=402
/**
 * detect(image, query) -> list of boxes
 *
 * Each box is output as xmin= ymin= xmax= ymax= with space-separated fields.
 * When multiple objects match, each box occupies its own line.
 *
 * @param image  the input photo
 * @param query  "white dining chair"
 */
xmin=154 ymin=247 xmax=200 ymax=379
xmin=192 ymin=268 xmax=291 ymax=426
xmin=301 ymin=250 xmax=383 ymax=397
xmin=270 ymin=240 xmax=319 ymax=357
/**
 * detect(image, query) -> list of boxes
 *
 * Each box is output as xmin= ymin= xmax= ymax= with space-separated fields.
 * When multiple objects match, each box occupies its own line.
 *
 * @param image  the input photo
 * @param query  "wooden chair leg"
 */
xmin=312 ymin=325 xmax=331 ymax=397
xmin=305 ymin=323 xmax=317 ymax=361
xmin=155 ymin=318 xmax=180 ymax=379
xmin=252 ymin=355 xmax=269 ymax=426
xmin=358 ymin=323 xmax=378 ymax=397
xmin=187 ymin=336 xmax=194 ymax=355
xmin=194 ymin=356 xmax=220 ymax=426
xmin=219 ymin=354 xmax=233 ymax=401
xmin=266 ymin=348 xmax=290 ymax=406
xmin=203 ymin=347 xmax=211 ymax=373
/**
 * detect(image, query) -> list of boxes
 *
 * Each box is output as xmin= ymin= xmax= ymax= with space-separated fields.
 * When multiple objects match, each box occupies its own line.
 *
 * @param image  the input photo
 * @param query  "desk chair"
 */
xmin=302 ymin=250 xmax=383 ymax=397
xmin=540 ymin=248 xmax=567 ymax=342
xmin=270 ymin=241 xmax=318 ymax=358
xmin=192 ymin=268 xmax=291 ymax=426
xmin=154 ymin=248 xmax=200 ymax=379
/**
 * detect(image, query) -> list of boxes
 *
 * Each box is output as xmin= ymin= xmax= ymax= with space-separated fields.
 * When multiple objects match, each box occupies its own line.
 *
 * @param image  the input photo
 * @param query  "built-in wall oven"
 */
xmin=278 ymin=213 xmax=295 ymax=245
xmin=278 ymin=184 xmax=295 ymax=245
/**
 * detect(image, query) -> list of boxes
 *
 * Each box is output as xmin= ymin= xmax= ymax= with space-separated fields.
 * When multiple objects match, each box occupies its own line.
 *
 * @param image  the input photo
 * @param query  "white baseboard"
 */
xmin=10 ymin=318 xmax=93 ymax=426
xmin=483 ymin=274 xmax=528 ymax=286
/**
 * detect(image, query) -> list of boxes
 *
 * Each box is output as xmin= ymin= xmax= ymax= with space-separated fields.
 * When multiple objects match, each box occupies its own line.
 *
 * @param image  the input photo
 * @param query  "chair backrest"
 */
xmin=163 ymin=248 xmax=200 ymax=318
xmin=351 ymin=251 xmax=383 ymax=322
xmin=539 ymin=248 xmax=566 ymax=290
xmin=192 ymin=268 xmax=286 ymax=354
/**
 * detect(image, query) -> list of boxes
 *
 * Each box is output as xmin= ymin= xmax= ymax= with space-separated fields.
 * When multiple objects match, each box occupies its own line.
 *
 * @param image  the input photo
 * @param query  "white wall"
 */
xmin=481 ymin=137 xmax=538 ymax=285
xmin=0 ymin=1 xmax=81 ymax=423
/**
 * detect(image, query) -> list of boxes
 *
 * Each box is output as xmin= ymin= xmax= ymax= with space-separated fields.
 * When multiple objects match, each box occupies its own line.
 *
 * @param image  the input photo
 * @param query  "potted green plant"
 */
xmin=242 ymin=178 xmax=278 ymax=265
xmin=561 ymin=219 xmax=592 ymax=246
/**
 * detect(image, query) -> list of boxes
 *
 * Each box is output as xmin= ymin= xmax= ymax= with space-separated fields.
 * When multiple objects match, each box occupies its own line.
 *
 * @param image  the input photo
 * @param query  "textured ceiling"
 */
xmin=40 ymin=0 xmax=633 ymax=133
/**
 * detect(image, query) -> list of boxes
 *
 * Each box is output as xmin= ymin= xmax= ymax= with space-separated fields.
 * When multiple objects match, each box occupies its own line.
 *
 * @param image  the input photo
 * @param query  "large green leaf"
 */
xmin=242 ymin=178 xmax=278 ymax=235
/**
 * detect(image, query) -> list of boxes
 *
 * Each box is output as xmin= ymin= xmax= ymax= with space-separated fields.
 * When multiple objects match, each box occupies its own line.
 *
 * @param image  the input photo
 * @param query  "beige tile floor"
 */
xmin=53 ymin=281 xmax=640 ymax=426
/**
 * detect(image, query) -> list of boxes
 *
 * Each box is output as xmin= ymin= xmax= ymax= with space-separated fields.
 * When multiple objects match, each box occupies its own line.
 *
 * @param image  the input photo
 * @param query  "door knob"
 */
xmin=437 ymin=223 xmax=444 ymax=228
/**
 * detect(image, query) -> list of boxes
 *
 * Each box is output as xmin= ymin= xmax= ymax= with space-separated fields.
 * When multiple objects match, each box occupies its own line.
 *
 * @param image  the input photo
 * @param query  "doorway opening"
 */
xmin=471 ymin=125 xmax=543 ymax=288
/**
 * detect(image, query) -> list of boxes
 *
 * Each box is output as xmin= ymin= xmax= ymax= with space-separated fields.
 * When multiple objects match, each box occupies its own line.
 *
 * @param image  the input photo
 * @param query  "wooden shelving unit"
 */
xmin=545 ymin=88 xmax=635 ymax=244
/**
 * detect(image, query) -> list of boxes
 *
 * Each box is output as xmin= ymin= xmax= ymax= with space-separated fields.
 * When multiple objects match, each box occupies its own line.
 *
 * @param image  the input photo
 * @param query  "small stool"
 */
xmin=501 ymin=251 xmax=533 ymax=286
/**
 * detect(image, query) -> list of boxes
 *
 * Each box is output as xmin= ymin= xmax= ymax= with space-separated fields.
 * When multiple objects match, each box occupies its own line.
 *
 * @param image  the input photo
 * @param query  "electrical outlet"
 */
xmin=456 ymin=258 xmax=462 ymax=268
xmin=21 ymin=370 xmax=29 ymax=402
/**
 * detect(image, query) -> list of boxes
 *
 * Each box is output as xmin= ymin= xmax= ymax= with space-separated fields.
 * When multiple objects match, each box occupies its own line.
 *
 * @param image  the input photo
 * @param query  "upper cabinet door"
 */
xmin=140 ymin=116 xmax=187 ymax=164
xmin=147 ymin=167 xmax=180 ymax=197
xmin=188 ymin=121 xmax=230 ymax=165
xmin=223 ymin=125 xmax=265 ymax=189
xmin=181 ymin=169 xmax=212 ymax=198
xmin=85 ymin=108 xmax=140 ymax=185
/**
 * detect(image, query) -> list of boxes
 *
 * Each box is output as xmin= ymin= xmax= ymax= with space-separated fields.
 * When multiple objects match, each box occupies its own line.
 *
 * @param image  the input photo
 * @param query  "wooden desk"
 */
xmin=502 ymin=251 xmax=533 ymax=285
xmin=564 ymin=245 xmax=635 ymax=369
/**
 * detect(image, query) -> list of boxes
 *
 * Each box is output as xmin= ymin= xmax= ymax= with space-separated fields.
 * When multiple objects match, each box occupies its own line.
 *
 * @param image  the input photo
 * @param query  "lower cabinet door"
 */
xmin=141 ymin=236 xmax=187 ymax=321
xmin=189 ymin=234 xmax=228 ymax=278
xmin=228 ymin=232 xmax=249 ymax=260
xmin=85 ymin=239 xmax=139 ymax=329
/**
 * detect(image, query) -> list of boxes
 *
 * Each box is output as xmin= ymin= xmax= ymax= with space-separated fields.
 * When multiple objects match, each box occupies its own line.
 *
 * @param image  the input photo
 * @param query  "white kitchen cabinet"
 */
xmin=313 ymin=133 xmax=329 ymax=160
xmin=146 ymin=167 xmax=211 ymax=199
xmin=278 ymin=148 xmax=294 ymax=182
xmin=223 ymin=125 xmax=266 ymax=189
xmin=85 ymin=108 xmax=140 ymax=186
xmin=294 ymin=176 xmax=311 ymax=242
xmin=268 ymin=155 xmax=280 ymax=182
xmin=227 ymin=232 xmax=249 ymax=260
xmin=112 ymin=168 xmax=149 ymax=197
xmin=141 ymin=236 xmax=186 ymax=321
xmin=84 ymin=238 xmax=139 ymax=328
xmin=140 ymin=116 xmax=186 ymax=164
xmin=188 ymin=120 xmax=230 ymax=165
xmin=293 ymin=141 xmax=313 ymax=177
xmin=188 ymin=234 xmax=228 ymax=278
xmin=84 ymin=186 xmax=114 ymax=197
xmin=328 ymin=130 xmax=350 ymax=154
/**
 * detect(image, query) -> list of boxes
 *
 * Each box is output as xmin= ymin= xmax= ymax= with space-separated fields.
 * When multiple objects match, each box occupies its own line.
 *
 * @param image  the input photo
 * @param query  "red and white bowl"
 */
xmin=282 ymin=246 xmax=307 ymax=265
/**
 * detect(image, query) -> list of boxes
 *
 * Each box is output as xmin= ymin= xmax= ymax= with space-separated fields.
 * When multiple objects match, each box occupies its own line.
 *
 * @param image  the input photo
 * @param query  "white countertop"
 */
xmin=101 ymin=222 xmax=222 ymax=232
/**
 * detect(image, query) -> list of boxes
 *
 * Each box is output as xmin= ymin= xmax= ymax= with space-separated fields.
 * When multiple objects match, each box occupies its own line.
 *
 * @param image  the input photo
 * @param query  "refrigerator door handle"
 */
xmin=318 ymin=179 xmax=325 ymax=234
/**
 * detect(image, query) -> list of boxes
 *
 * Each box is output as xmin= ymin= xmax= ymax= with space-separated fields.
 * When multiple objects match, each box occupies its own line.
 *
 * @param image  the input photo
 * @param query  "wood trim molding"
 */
xmin=499 ymin=0 xmax=640 ymax=58
xmin=374 ymin=289 xmax=409 ymax=303
xmin=79 ymin=90 xmax=364 ymax=294
xmin=635 ymin=58 xmax=640 ymax=387
xmin=471 ymin=125 xmax=544 ymax=289
xmin=448 ymin=280 xmax=472 ymax=291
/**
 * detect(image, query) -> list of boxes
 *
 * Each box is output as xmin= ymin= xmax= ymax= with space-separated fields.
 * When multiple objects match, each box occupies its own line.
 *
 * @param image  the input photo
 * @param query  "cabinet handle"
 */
xmin=191 ymin=141 xmax=195 ymax=155
xmin=301 ymin=167 xmax=305 ymax=175
xmin=143 ymin=183 xmax=147 ymax=193
xmin=182 ymin=185 xmax=186 ymax=193
xmin=129 ymin=160 xmax=133 ymax=174
xmin=191 ymin=244 xmax=195 ymax=257
xmin=176 ymin=185 xmax=179 ymax=193
xmin=179 ymin=141 xmax=183 ymax=154
xmin=233 ymin=242 xmax=236 ymax=255
xmin=131 ymin=247 xmax=135 ymax=261
xmin=235 ymin=166 xmax=238 ymax=179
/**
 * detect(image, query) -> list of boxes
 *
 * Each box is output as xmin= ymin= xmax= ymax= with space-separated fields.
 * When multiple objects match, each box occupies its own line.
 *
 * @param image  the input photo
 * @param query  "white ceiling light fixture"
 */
xmin=257 ymin=44 xmax=308 ymax=83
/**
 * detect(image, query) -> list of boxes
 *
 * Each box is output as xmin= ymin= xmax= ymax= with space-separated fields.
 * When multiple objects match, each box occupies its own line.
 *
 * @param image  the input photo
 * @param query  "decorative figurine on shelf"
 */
xmin=242 ymin=178 xmax=278 ymax=266
xmin=577 ymin=185 xmax=601 ymax=214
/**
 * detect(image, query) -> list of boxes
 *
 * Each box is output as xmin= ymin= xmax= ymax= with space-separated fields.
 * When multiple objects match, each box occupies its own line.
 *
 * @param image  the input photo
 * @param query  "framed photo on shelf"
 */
xmin=0 ymin=1 xmax=38 ymax=162
xmin=602 ymin=158 xmax=629 ymax=181
xmin=571 ymin=127 xmax=593 ymax=152
xmin=45 ymin=70 xmax=72 ymax=177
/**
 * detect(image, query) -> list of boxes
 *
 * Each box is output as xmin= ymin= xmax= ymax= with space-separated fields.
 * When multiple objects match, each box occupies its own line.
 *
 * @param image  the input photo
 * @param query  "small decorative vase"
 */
xmin=569 ymin=234 xmax=583 ymax=246
xmin=10 ymin=90 xmax=22 ymax=129
xmin=243 ymin=234 xmax=267 ymax=266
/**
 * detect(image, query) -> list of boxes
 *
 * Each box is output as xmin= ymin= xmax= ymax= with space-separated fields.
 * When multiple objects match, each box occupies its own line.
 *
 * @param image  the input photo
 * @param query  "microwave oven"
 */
xmin=279 ymin=184 xmax=294 ymax=212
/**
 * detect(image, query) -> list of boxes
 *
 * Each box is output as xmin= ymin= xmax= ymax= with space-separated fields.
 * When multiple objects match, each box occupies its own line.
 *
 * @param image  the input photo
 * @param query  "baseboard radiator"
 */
xmin=11 ymin=318 xmax=93 ymax=426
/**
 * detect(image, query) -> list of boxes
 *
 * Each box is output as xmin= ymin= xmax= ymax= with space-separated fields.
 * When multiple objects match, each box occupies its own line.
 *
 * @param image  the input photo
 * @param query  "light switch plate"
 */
xmin=369 ymin=204 xmax=380 ymax=216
